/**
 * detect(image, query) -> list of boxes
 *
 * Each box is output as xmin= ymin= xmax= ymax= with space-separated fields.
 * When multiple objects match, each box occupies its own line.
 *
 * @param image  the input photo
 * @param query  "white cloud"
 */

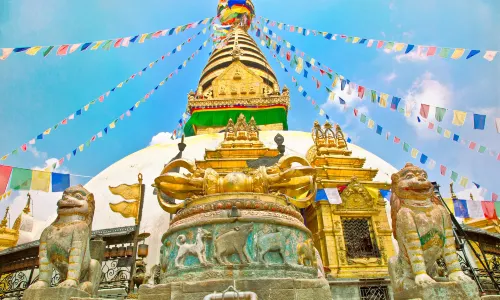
xmin=403 ymin=72 xmax=452 ymax=139
xmin=149 ymin=132 xmax=173 ymax=146
xmin=384 ymin=71 xmax=397 ymax=83
xmin=455 ymin=186 xmax=486 ymax=201
xmin=32 ymin=158 xmax=70 ymax=173
xmin=27 ymin=145 xmax=47 ymax=159
xmin=395 ymin=51 xmax=429 ymax=63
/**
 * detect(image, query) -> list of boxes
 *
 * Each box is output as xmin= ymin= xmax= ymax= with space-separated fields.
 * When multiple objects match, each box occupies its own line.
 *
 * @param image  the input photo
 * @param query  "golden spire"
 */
xmin=23 ymin=193 xmax=31 ymax=214
xmin=0 ymin=207 xmax=9 ymax=228
xmin=450 ymin=183 xmax=457 ymax=199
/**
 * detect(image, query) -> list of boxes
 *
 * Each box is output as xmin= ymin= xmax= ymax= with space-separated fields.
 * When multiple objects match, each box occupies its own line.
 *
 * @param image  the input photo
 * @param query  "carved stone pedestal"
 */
xmin=393 ymin=281 xmax=480 ymax=300
xmin=23 ymin=287 xmax=91 ymax=300
xmin=138 ymin=278 xmax=332 ymax=300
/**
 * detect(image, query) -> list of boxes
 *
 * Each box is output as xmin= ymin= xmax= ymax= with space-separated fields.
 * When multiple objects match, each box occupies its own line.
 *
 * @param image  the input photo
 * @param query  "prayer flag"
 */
xmin=495 ymin=118 xmax=500 ymax=133
xmin=52 ymin=173 xmax=70 ymax=192
xmin=467 ymin=200 xmax=483 ymax=218
xmin=444 ymin=130 xmax=451 ymax=138
xmin=368 ymin=119 xmax=375 ymax=129
xmin=452 ymin=110 xmax=467 ymax=126
xmin=43 ymin=46 xmax=54 ymax=57
xmin=26 ymin=46 xmax=43 ymax=56
xmin=367 ymin=40 xmax=374 ymax=47
xmin=0 ymin=165 xmax=12 ymax=194
xmin=444 ymin=199 xmax=455 ymax=214
xmin=481 ymin=202 xmax=497 ymax=219
xmin=9 ymin=168 xmax=32 ymax=190
xmin=453 ymin=200 xmax=469 ymax=218
xmin=435 ymin=107 xmax=446 ymax=122
xmin=469 ymin=142 xmax=476 ymax=150
xmin=377 ymin=41 xmax=384 ymax=48
xmin=439 ymin=48 xmax=451 ymax=58
xmin=0 ymin=48 xmax=13 ymax=60
xmin=493 ymin=193 xmax=498 ymax=202
xmin=427 ymin=46 xmax=437 ymax=56
xmin=451 ymin=171 xmax=458 ymax=182
xmin=395 ymin=43 xmax=406 ymax=52
xmin=451 ymin=48 xmax=465 ymax=59
xmin=405 ymin=44 xmax=414 ymax=54
xmin=358 ymin=86 xmax=365 ymax=99
xmin=379 ymin=93 xmax=388 ymax=108
xmin=360 ymin=114 xmax=367 ymax=123
xmin=428 ymin=159 xmax=436 ymax=170
xmin=473 ymin=114 xmax=486 ymax=130
xmin=394 ymin=136 xmax=400 ymax=144
xmin=122 ymin=37 xmax=131 ymax=47
xmin=459 ymin=177 xmax=469 ymax=188
xmin=411 ymin=148 xmax=419 ymax=158
xmin=420 ymin=154 xmax=428 ymax=164
xmin=440 ymin=165 xmax=447 ymax=176
xmin=56 ymin=45 xmax=69 ymax=56
xmin=31 ymin=170 xmax=51 ymax=192
xmin=478 ymin=145 xmax=486 ymax=153
xmin=403 ymin=142 xmax=410 ymax=152
xmin=466 ymin=50 xmax=480 ymax=59
xmin=483 ymin=51 xmax=497 ymax=61
xmin=91 ymin=41 xmax=103 ymax=50
xmin=81 ymin=42 xmax=92 ymax=51
xmin=420 ymin=104 xmax=430 ymax=119
xmin=437 ymin=126 xmax=443 ymax=134
xmin=376 ymin=125 xmax=382 ymax=135
xmin=391 ymin=97 xmax=401 ymax=110
xmin=371 ymin=90 xmax=377 ymax=102
xmin=385 ymin=42 xmax=395 ymax=50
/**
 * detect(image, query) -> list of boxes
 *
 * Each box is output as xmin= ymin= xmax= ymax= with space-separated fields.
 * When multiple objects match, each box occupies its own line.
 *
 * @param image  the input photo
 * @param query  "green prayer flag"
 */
xmin=346 ymin=36 xmax=353 ymax=43
xmin=86 ymin=141 xmax=91 ymax=147
xmin=11 ymin=149 xmax=18 ymax=155
xmin=437 ymin=126 xmax=443 ymax=134
xmin=90 ymin=100 xmax=96 ymax=105
xmin=478 ymin=145 xmax=486 ymax=153
xmin=439 ymin=48 xmax=451 ymax=58
xmin=435 ymin=107 xmax=446 ymax=122
xmin=360 ymin=114 xmax=367 ymax=123
xmin=53 ymin=124 xmax=58 ymax=130
xmin=9 ymin=168 xmax=32 ymax=190
xmin=450 ymin=171 xmax=458 ymax=182
xmin=398 ymin=107 xmax=405 ymax=113
xmin=102 ymin=40 xmax=113 ymax=50
xmin=325 ymin=87 xmax=332 ymax=93
xmin=371 ymin=90 xmax=377 ymax=103
xmin=146 ymin=33 xmax=153 ymax=39
xmin=314 ymin=105 xmax=320 ymax=110
xmin=385 ymin=41 xmax=395 ymax=50
xmin=43 ymin=46 xmax=54 ymax=57
xmin=326 ymin=73 xmax=333 ymax=80
xmin=403 ymin=142 xmax=410 ymax=152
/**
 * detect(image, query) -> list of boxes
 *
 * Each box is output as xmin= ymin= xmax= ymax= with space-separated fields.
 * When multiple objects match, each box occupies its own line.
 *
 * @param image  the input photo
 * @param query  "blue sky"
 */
xmin=0 ymin=0 xmax=499 ymax=200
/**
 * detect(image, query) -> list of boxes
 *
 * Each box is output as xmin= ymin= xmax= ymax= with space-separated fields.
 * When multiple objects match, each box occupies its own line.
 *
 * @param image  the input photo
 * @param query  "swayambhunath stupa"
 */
xmin=0 ymin=0 xmax=499 ymax=299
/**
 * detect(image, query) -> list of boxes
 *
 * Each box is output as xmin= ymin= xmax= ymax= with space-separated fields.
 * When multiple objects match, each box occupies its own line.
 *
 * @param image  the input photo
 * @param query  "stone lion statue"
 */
xmin=27 ymin=185 xmax=102 ymax=296
xmin=388 ymin=163 xmax=476 ymax=299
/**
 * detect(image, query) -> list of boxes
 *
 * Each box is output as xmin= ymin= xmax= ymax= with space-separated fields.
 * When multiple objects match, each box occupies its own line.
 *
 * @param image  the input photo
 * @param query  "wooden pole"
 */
xmin=128 ymin=173 xmax=145 ymax=294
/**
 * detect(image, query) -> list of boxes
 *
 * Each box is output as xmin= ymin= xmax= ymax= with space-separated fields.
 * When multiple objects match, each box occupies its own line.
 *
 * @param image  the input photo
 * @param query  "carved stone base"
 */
xmin=138 ymin=278 xmax=332 ymax=300
xmin=23 ymin=287 xmax=91 ymax=300
xmin=393 ymin=281 xmax=480 ymax=300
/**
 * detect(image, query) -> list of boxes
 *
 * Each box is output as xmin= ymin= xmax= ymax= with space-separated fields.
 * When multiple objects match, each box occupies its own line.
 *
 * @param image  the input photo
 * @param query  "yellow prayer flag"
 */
xmin=91 ymin=41 xmax=103 ymax=50
xmin=395 ymin=43 xmax=406 ymax=52
xmin=366 ymin=187 xmax=380 ymax=201
xmin=451 ymin=48 xmax=465 ymax=59
xmin=135 ymin=101 xmax=140 ymax=108
xmin=84 ymin=104 xmax=90 ymax=111
xmin=109 ymin=201 xmax=139 ymax=220
xmin=43 ymin=128 xmax=51 ymax=135
xmin=175 ymin=26 xmax=182 ymax=34
xmin=26 ymin=46 xmax=43 ymax=56
xmin=139 ymin=34 xmax=148 ymax=44
xmin=411 ymin=148 xmax=419 ymax=158
xmin=183 ymin=60 xmax=187 ymax=67
xmin=332 ymin=75 xmax=339 ymax=88
xmin=319 ymin=109 xmax=325 ymax=116
xmin=352 ymin=37 xmax=360 ymax=43
xmin=379 ymin=93 xmax=388 ymax=108
xmin=367 ymin=119 xmax=375 ymax=129
xmin=176 ymin=45 xmax=182 ymax=51
xmin=159 ymin=80 xmax=165 ymax=86
xmin=109 ymin=183 xmax=141 ymax=200
xmin=298 ymin=86 xmax=304 ymax=92
xmin=109 ymin=121 xmax=116 ymax=129
xmin=452 ymin=110 xmax=467 ymax=126
xmin=328 ymin=92 xmax=336 ymax=102
xmin=444 ymin=130 xmax=451 ymax=138
xmin=31 ymin=170 xmax=51 ymax=192
xmin=117 ymin=82 xmax=124 ymax=88
xmin=79 ymin=144 xmax=84 ymax=152
xmin=459 ymin=177 xmax=468 ymax=188
xmin=444 ymin=198 xmax=455 ymax=214
xmin=295 ymin=57 xmax=304 ymax=73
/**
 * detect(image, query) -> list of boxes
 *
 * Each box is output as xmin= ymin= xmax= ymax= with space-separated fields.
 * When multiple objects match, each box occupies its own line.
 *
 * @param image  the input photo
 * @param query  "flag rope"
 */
xmin=0 ymin=25 xmax=213 ymax=163
xmin=0 ymin=17 xmax=215 ymax=60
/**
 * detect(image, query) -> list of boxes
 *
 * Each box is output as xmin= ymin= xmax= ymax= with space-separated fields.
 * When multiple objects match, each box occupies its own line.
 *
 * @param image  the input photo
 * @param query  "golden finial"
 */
xmin=1 ymin=207 xmax=9 ymax=228
xmin=450 ymin=183 xmax=457 ymax=199
xmin=23 ymin=193 xmax=31 ymax=215
xmin=470 ymin=193 xmax=474 ymax=201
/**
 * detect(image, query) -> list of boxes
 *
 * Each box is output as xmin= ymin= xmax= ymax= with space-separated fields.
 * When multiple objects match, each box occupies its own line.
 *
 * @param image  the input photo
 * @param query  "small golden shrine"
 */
xmin=304 ymin=121 xmax=395 ymax=279
xmin=0 ymin=207 xmax=19 ymax=251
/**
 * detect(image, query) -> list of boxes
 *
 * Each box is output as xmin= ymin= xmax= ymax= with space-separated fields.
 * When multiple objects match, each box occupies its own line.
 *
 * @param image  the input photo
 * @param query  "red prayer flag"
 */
xmin=21 ymin=144 xmax=27 ymax=152
xmin=492 ymin=193 xmax=498 ymax=202
xmin=114 ymin=38 xmax=124 ymax=48
xmin=427 ymin=46 xmax=437 ymax=56
xmin=428 ymin=122 xmax=434 ymax=129
xmin=394 ymin=136 xmax=401 ymax=144
xmin=0 ymin=165 xmax=13 ymax=194
xmin=420 ymin=104 xmax=430 ymax=119
xmin=337 ymin=185 xmax=347 ymax=194
xmin=358 ymin=86 xmax=365 ymax=99
xmin=152 ymin=31 xmax=162 ymax=38
xmin=286 ymin=51 xmax=291 ymax=61
xmin=319 ymin=69 xmax=325 ymax=76
xmin=61 ymin=119 xmax=68 ymax=125
xmin=353 ymin=109 xmax=358 ymax=116
xmin=56 ymin=45 xmax=70 ymax=56
xmin=440 ymin=165 xmax=447 ymax=176
xmin=469 ymin=142 xmax=477 ymax=150
xmin=377 ymin=41 xmax=384 ymax=48
xmin=99 ymin=95 xmax=104 ymax=102
xmin=316 ymin=80 xmax=321 ymax=89
xmin=481 ymin=202 xmax=497 ymax=219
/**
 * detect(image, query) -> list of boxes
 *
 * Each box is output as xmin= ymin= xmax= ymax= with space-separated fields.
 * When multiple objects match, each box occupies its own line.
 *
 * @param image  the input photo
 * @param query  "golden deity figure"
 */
xmin=388 ymin=163 xmax=479 ymax=300
xmin=154 ymin=155 xmax=317 ymax=214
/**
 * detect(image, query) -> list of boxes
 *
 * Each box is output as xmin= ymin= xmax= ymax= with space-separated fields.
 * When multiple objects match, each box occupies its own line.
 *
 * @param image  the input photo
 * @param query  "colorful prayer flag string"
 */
xmin=52 ymin=38 xmax=211 ymax=170
xmin=0 ymin=26 xmax=213 ymax=163
xmin=258 ymin=16 xmax=498 ymax=62
xmin=0 ymin=17 xmax=215 ymax=61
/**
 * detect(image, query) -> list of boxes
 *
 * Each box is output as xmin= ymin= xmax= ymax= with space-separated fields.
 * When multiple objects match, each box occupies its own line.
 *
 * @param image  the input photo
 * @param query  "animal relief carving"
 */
xmin=255 ymin=228 xmax=292 ymax=265
xmin=297 ymin=239 xmax=316 ymax=267
xmin=175 ymin=227 xmax=212 ymax=268
xmin=214 ymin=223 xmax=253 ymax=265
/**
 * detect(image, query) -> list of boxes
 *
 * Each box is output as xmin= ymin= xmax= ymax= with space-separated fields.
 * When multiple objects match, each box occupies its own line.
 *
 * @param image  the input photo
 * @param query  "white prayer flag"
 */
xmin=325 ymin=188 xmax=342 ymax=204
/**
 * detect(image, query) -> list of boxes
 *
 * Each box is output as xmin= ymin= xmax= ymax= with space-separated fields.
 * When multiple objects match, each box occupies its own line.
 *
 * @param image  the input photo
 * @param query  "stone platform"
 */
xmin=139 ymin=278 xmax=332 ymax=300
xmin=393 ymin=280 xmax=480 ymax=300
xmin=23 ymin=287 xmax=91 ymax=300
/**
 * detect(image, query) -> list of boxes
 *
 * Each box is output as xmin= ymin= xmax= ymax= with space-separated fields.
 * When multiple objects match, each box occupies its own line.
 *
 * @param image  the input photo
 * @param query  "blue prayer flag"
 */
xmin=466 ymin=50 xmax=480 ymax=59
xmin=473 ymin=182 xmax=480 ymax=189
xmin=14 ymin=47 xmax=30 ymax=53
xmin=37 ymin=134 xmax=43 ymax=140
xmin=405 ymin=44 xmax=415 ymax=54
xmin=380 ymin=189 xmax=391 ymax=200
xmin=111 ymin=88 xmax=116 ymax=92
xmin=376 ymin=125 xmax=383 ymax=135
xmin=453 ymin=134 xmax=460 ymax=142
xmin=346 ymin=137 xmax=352 ymax=143
xmin=325 ymin=33 xmax=333 ymax=40
xmin=290 ymin=45 xmax=296 ymax=52
xmin=326 ymin=114 xmax=330 ymax=120
xmin=81 ymin=43 xmax=92 ymax=51
xmin=420 ymin=153 xmax=428 ymax=164
xmin=453 ymin=200 xmax=469 ymax=218
xmin=305 ymin=61 xmax=311 ymax=68
xmin=315 ymin=189 xmax=328 ymax=201
xmin=341 ymin=80 xmax=346 ymax=91
xmin=104 ymin=127 xmax=108 ymax=134
xmin=168 ymin=28 xmax=175 ymax=36
xmin=52 ymin=173 xmax=70 ymax=192
xmin=72 ymin=149 xmax=77 ymax=156
xmin=76 ymin=109 xmax=82 ymax=116
xmin=473 ymin=114 xmax=486 ymax=130
xmin=303 ymin=70 xmax=308 ymax=78
xmin=417 ymin=116 xmax=421 ymax=123
xmin=359 ymin=39 xmax=367 ymax=44
xmin=130 ymin=35 xmax=139 ymax=43
xmin=302 ymin=91 xmax=307 ymax=97
xmin=339 ymin=97 xmax=346 ymax=104
xmin=256 ymin=29 xmax=261 ymax=37
xmin=276 ymin=45 xmax=281 ymax=54
xmin=391 ymin=97 xmax=401 ymax=110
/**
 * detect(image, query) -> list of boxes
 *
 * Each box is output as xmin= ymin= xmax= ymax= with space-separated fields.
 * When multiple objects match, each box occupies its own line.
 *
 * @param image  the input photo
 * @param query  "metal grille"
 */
xmin=360 ymin=286 xmax=390 ymax=300
xmin=342 ymin=218 xmax=380 ymax=258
